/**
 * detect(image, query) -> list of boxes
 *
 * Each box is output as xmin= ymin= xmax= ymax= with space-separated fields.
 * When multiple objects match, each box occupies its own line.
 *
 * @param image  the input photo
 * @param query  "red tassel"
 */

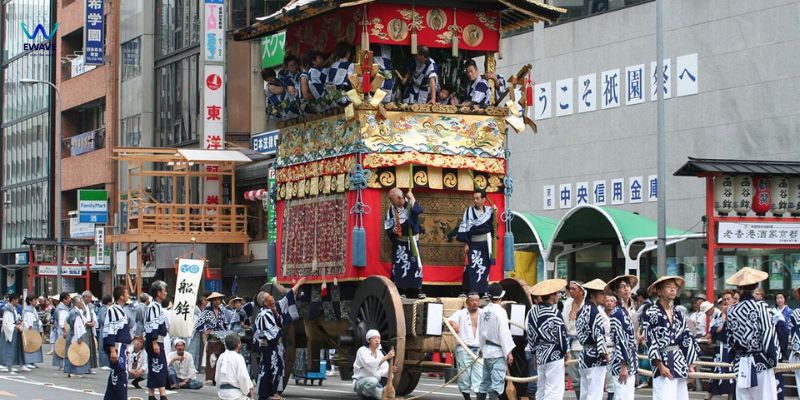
xmin=525 ymin=79 xmax=534 ymax=105
xmin=321 ymin=281 xmax=329 ymax=298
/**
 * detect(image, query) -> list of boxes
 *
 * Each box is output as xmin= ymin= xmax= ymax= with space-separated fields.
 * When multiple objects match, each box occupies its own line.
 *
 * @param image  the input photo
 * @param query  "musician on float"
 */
xmin=456 ymin=190 xmax=496 ymax=297
xmin=384 ymin=187 xmax=425 ymax=299
xmin=254 ymin=278 xmax=305 ymax=400
xmin=645 ymin=276 xmax=698 ymax=400
xmin=726 ymin=267 xmax=780 ymax=400
xmin=144 ymin=280 xmax=170 ymax=399
xmin=575 ymin=279 xmax=609 ymax=400
xmin=103 ymin=285 xmax=133 ymax=400
xmin=526 ymin=279 xmax=569 ymax=400
xmin=605 ymin=275 xmax=639 ymax=400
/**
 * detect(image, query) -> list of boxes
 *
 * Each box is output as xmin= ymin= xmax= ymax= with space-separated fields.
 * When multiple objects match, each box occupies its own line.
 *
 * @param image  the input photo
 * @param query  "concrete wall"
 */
xmin=497 ymin=0 xmax=800 ymax=231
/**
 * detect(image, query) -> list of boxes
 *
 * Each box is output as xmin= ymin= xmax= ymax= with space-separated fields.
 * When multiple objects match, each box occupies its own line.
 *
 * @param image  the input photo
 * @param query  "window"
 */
xmin=156 ymin=0 xmax=200 ymax=58
xmin=121 ymin=38 xmax=141 ymax=81
xmin=3 ymin=54 xmax=50 ymax=123
xmin=155 ymin=54 xmax=200 ymax=146
xmin=4 ymin=0 xmax=51 ymax=62
xmin=121 ymin=115 xmax=142 ymax=147
xmin=547 ymin=0 xmax=653 ymax=26
xmin=3 ymin=113 xmax=50 ymax=186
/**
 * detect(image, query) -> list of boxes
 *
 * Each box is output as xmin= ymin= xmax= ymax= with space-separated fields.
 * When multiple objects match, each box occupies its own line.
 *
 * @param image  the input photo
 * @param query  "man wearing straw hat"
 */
xmin=526 ymin=279 xmax=569 ymax=400
xmin=605 ymin=276 xmax=639 ymax=400
xmin=726 ymin=267 xmax=780 ymax=400
xmin=52 ymin=291 xmax=71 ymax=369
xmin=384 ymin=187 xmax=425 ymax=299
xmin=644 ymin=276 xmax=698 ymax=400
xmin=575 ymin=279 xmax=609 ymax=400
xmin=0 ymin=293 xmax=27 ymax=373
xmin=477 ymin=283 xmax=515 ymax=400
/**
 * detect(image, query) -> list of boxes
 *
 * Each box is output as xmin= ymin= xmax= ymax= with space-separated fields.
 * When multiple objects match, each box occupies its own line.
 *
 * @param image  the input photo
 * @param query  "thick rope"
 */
xmin=397 ymin=356 xmax=481 ymax=400
xmin=411 ymin=298 xmax=439 ymax=337
xmin=637 ymin=362 xmax=800 ymax=380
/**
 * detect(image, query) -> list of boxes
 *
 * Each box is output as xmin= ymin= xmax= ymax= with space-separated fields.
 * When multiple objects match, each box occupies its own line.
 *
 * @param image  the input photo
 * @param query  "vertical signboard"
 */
xmin=169 ymin=259 xmax=205 ymax=337
xmin=95 ymin=227 xmax=106 ymax=265
xmin=268 ymin=169 xmax=277 ymax=242
xmin=78 ymin=189 xmax=108 ymax=223
xmin=204 ymin=0 xmax=225 ymax=62
xmin=261 ymin=31 xmax=286 ymax=68
xmin=202 ymin=65 xmax=225 ymax=150
xmin=202 ymin=0 xmax=226 ymax=216
xmin=84 ymin=0 xmax=105 ymax=65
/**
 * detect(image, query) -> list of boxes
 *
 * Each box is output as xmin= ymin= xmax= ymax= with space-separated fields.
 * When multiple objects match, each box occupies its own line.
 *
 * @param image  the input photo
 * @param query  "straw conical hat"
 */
xmin=23 ymin=329 xmax=42 ymax=353
xmin=227 ymin=297 xmax=244 ymax=306
xmin=725 ymin=267 xmax=768 ymax=287
xmin=54 ymin=337 xmax=67 ymax=358
xmin=582 ymin=279 xmax=607 ymax=292
xmin=605 ymin=275 xmax=639 ymax=293
xmin=648 ymin=276 xmax=685 ymax=297
xmin=531 ymin=279 xmax=567 ymax=297
xmin=67 ymin=341 xmax=90 ymax=366
xmin=206 ymin=292 xmax=225 ymax=300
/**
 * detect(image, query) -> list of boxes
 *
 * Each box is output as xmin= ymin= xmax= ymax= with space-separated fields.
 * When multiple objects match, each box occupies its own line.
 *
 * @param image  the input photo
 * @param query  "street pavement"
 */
xmin=0 ymin=344 xmax=707 ymax=399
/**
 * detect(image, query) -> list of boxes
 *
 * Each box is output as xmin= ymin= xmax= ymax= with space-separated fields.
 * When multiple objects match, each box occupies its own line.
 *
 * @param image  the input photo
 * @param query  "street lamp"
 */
xmin=20 ymin=78 xmax=63 ymax=295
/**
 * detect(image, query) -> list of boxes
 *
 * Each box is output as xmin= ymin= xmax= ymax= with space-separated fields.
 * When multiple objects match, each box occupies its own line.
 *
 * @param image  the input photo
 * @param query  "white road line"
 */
xmin=292 ymin=387 xmax=355 ymax=394
xmin=417 ymin=382 xmax=458 ymax=388
xmin=0 ymin=375 xmax=103 ymax=396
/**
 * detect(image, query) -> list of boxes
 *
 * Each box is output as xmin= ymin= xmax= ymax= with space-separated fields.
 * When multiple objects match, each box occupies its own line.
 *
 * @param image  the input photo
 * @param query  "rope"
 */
xmin=398 ymin=355 xmax=481 ymax=400
xmin=637 ymin=362 xmax=800 ymax=381
xmin=411 ymin=298 xmax=439 ymax=338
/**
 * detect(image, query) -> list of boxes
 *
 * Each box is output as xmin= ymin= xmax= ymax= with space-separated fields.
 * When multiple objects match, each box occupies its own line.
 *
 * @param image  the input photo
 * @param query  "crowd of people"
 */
xmin=262 ymin=43 xmax=509 ymax=121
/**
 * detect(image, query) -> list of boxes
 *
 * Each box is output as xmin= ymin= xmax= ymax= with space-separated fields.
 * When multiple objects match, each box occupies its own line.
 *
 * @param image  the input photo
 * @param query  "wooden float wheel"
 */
xmin=349 ymin=276 xmax=408 ymax=391
xmin=500 ymin=278 xmax=534 ymax=400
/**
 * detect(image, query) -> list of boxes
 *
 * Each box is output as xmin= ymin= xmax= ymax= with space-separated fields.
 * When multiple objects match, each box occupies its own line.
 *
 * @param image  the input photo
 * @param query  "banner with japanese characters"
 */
xmin=84 ymin=0 xmax=105 ymax=65
xmin=718 ymin=222 xmax=800 ymax=245
xmin=169 ymin=258 xmax=205 ymax=338
xmin=204 ymin=0 xmax=225 ymax=62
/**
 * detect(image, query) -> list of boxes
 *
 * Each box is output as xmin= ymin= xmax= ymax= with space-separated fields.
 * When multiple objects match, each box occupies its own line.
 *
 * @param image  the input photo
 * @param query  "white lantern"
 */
xmin=733 ymin=175 xmax=753 ymax=216
xmin=788 ymin=177 xmax=800 ymax=216
xmin=713 ymin=175 xmax=734 ymax=216
xmin=770 ymin=176 xmax=789 ymax=216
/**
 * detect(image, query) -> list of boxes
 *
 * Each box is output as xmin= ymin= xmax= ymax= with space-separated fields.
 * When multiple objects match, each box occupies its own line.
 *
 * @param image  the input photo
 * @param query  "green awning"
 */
xmin=510 ymin=211 xmax=559 ymax=255
xmin=551 ymin=205 xmax=686 ymax=249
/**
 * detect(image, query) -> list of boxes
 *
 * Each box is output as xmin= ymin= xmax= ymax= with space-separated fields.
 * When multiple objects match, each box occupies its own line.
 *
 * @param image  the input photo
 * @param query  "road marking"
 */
xmin=0 ymin=376 xmax=102 ymax=396
xmin=291 ymin=387 xmax=354 ymax=395
xmin=418 ymin=382 xmax=458 ymax=388
xmin=0 ymin=390 xmax=17 ymax=397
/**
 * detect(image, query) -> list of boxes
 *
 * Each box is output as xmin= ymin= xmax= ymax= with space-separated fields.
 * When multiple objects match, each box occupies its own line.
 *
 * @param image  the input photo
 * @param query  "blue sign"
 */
xmin=251 ymin=130 xmax=278 ymax=155
xmin=78 ymin=189 xmax=109 ymax=223
xmin=70 ymin=129 xmax=98 ymax=156
xmin=84 ymin=0 xmax=105 ymax=65
xmin=21 ymin=22 xmax=58 ymax=53
xmin=205 ymin=279 xmax=222 ymax=293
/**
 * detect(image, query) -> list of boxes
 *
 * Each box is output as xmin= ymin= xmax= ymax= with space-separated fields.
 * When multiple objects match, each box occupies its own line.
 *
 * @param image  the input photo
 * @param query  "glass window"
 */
xmin=121 ymin=38 xmax=141 ymax=81
xmin=156 ymin=0 xmax=200 ymax=59
xmin=547 ymin=0 xmax=653 ymax=26
xmin=3 ymin=54 xmax=51 ymax=123
xmin=155 ymin=54 xmax=200 ymax=146
xmin=4 ymin=0 xmax=51 ymax=62
xmin=121 ymin=115 xmax=143 ymax=147
xmin=3 ymin=113 xmax=50 ymax=187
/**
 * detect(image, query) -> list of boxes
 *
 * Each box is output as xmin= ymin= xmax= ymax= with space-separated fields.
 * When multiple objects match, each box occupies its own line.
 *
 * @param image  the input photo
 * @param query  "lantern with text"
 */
xmin=733 ymin=175 xmax=753 ymax=216
xmin=751 ymin=176 xmax=771 ymax=216
xmin=788 ymin=177 xmax=800 ymax=216
xmin=713 ymin=175 xmax=734 ymax=216
xmin=770 ymin=176 xmax=789 ymax=217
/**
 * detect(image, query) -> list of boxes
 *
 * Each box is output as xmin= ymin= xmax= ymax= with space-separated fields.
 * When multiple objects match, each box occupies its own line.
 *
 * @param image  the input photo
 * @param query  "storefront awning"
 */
xmin=510 ymin=211 xmax=558 ymax=256
xmin=550 ymin=204 xmax=692 ymax=258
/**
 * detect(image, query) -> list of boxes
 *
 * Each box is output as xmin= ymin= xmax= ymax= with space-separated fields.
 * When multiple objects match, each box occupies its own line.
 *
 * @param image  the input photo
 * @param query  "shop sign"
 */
xmin=251 ymin=130 xmax=278 ymax=155
xmin=718 ymin=222 xmax=800 ymax=245
xmin=39 ymin=265 xmax=84 ymax=276
xmin=70 ymin=129 xmax=98 ymax=156
xmin=15 ymin=252 xmax=28 ymax=265
xmin=84 ymin=0 xmax=105 ymax=65
xmin=203 ymin=0 xmax=225 ymax=62
xmin=268 ymin=169 xmax=277 ymax=242
xmin=543 ymin=175 xmax=657 ymax=210
xmin=78 ymin=189 xmax=108 ymax=223
xmin=261 ymin=31 xmax=286 ymax=68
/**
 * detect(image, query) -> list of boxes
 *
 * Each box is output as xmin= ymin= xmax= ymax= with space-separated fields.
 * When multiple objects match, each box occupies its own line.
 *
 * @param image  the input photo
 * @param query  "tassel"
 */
xmin=361 ymin=5 xmax=369 ymax=51
xmin=525 ymin=76 xmax=534 ymax=106
xmin=411 ymin=5 xmax=418 ymax=54
xmin=503 ymin=231 xmax=515 ymax=272
xmin=267 ymin=242 xmax=277 ymax=278
xmin=497 ymin=17 xmax=503 ymax=60
xmin=451 ymin=9 xmax=458 ymax=57
xmin=352 ymin=226 xmax=367 ymax=267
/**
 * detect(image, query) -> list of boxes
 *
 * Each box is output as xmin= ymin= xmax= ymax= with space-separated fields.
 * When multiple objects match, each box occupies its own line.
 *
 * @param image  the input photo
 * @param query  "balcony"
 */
xmin=62 ymin=55 xmax=97 ymax=81
xmin=67 ymin=127 xmax=105 ymax=157
xmin=126 ymin=203 xmax=248 ymax=242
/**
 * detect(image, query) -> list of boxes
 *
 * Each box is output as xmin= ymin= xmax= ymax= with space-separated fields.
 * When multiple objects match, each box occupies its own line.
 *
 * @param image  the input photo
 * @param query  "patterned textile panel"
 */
xmin=280 ymin=194 xmax=348 ymax=277
xmin=277 ymin=115 xmax=360 ymax=167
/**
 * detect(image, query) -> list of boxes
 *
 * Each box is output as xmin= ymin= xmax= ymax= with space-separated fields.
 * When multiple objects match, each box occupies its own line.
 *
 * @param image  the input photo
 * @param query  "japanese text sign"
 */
xmin=169 ymin=258 xmax=205 ymax=337
xmin=84 ymin=0 xmax=105 ymax=65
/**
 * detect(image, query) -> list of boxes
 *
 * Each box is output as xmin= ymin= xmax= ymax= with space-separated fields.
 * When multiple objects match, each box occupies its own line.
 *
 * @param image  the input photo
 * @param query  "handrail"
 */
xmin=125 ymin=201 xmax=248 ymax=235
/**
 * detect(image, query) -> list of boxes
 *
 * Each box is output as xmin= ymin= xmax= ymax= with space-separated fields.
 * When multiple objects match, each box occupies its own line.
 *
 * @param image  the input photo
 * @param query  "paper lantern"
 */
xmin=733 ymin=175 xmax=753 ymax=216
xmin=713 ymin=175 xmax=734 ymax=216
xmin=751 ymin=176 xmax=771 ymax=216
xmin=788 ymin=177 xmax=800 ymax=216
xmin=770 ymin=176 xmax=789 ymax=216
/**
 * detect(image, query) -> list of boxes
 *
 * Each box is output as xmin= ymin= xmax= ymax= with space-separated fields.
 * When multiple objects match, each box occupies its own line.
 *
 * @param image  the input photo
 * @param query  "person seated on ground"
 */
xmin=327 ymin=41 xmax=355 ymax=99
xmin=278 ymin=55 xmax=301 ymax=98
xmin=126 ymin=337 xmax=148 ymax=389
xmin=168 ymin=338 xmax=203 ymax=390
xmin=261 ymin=68 xmax=300 ymax=120
xmin=460 ymin=60 xmax=491 ymax=108
xmin=353 ymin=329 xmax=397 ymax=400
xmin=215 ymin=333 xmax=254 ymax=400
xmin=437 ymin=85 xmax=459 ymax=105
xmin=371 ymin=44 xmax=394 ymax=103
xmin=399 ymin=46 xmax=438 ymax=104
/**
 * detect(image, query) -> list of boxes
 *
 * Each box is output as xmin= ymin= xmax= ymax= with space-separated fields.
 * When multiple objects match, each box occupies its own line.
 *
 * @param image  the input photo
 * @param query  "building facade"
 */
xmin=498 ymin=0 xmax=800 ymax=296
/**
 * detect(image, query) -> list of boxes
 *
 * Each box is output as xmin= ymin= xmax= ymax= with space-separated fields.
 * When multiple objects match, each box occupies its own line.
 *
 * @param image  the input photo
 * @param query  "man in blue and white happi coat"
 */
xmin=576 ymin=279 xmax=609 ymax=400
xmin=401 ymin=46 xmax=438 ymax=104
xmin=645 ymin=276 xmax=699 ymax=400
xmin=726 ymin=267 xmax=780 ymax=400
xmin=526 ymin=279 xmax=569 ymax=400
xmin=791 ymin=287 xmax=800 ymax=396
xmin=457 ymin=190 xmax=496 ymax=297
xmin=254 ymin=278 xmax=305 ymax=400
xmin=605 ymin=275 xmax=639 ymax=400
xmin=145 ymin=280 xmax=170 ymax=400
xmin=103 ymin=286 xmax=133 ymax=400
xmin=384 ymin=188 xmax=424 ymax=298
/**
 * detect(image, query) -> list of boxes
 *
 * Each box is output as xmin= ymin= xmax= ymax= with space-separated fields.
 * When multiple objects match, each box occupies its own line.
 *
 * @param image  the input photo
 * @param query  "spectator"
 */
xmin=168 ymin=338 xmax=203 ymax=390
xmin=215 ymin=333 xmax=254 ymax=400
xmin=134 ymin=293 xmax=150 ymax=339
xmin=775 ymin=293 xmax=793 ymax=325
xmin=126 ymin=337 xmax=148 ymax=389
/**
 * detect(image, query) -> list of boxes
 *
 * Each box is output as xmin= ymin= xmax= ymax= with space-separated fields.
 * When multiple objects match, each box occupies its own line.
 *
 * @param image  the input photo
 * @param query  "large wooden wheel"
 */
xmin=500 ymin=278 xmax=533 ymax=400
xmin=349 ymin=276 xmax=407 ymax=390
